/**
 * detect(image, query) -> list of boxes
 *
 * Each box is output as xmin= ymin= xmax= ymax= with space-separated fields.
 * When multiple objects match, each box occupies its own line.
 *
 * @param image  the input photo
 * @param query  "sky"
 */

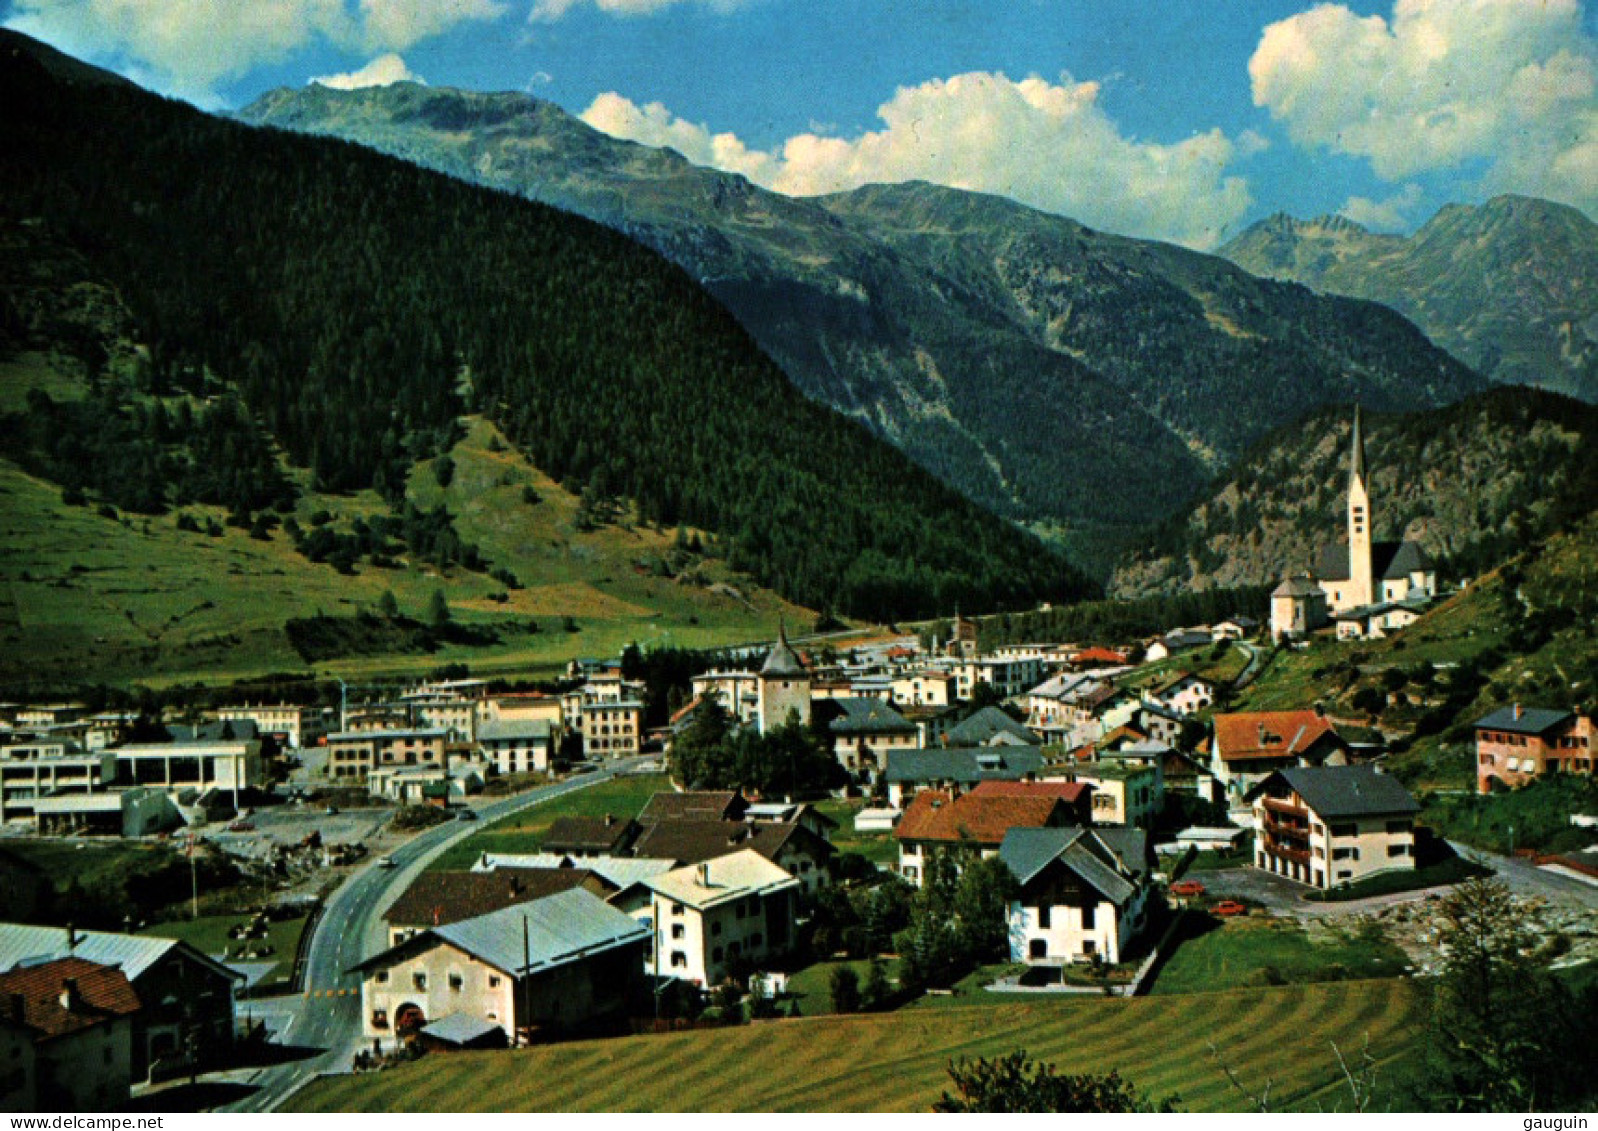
xmin=4 ymin=0 xmax=1594 ymax=249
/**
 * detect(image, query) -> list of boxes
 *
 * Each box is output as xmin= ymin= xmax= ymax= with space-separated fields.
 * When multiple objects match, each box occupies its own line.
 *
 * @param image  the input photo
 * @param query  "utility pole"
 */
xmin=521 ymin=912 xmax=531 ymax=1047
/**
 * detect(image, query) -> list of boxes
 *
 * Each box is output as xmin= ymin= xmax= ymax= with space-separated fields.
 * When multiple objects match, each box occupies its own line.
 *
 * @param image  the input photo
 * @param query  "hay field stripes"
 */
xmin=287 ymin=979 xmax=1421 ymax=1113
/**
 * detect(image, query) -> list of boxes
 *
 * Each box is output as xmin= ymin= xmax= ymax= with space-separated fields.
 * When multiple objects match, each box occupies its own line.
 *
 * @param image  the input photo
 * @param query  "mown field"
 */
xmin=140 ymin=912 xmax=308 ymax=991
xmin=1148 ymin=914 xmax=1409 ymax=995
xmin=285 ymin=978 xmax=1424 ymax=1112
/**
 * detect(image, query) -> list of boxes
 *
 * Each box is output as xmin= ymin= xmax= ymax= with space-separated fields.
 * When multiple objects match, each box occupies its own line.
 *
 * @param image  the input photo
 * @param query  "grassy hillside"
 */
xmin=0 ymin=351 xmax=811 ymax=688
xmin=1235 ymin=509 xmax=1598 ymax=792
xmin=285 ymin=979 xmax=1423 ymax=1113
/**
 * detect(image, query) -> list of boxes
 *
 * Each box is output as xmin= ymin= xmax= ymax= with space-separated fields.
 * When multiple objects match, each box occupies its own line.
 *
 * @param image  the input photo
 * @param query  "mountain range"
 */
xmin=1220 ymin=198 xmax=1598 ymax=403
xmin=0 ymin=29 xmax=1084 ymax=630
xmin=239 ymin=83 xmax=1486 ymax=563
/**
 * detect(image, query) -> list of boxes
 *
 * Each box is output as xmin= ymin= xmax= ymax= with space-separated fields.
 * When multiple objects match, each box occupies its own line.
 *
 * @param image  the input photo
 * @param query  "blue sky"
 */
xmin=5 ymin=0 xmax=1594 ymax=248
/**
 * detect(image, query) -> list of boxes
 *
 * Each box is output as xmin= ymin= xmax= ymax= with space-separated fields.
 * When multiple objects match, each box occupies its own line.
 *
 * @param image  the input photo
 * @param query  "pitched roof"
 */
xmin=1148 ymin=670 xmax=1212 ymax=698
xmin=476 ymin=718 xmax=553 ymax=742
xmin=827 ymin=697 xmax=916 ymax=735
xmin=1474 ymin=706 xmax=1575 ymax=736
xmin=0 ymin=923 xmax=238 ymax=985
xmin=631 ymin=819 xmax=833 ymax=866
xmin=419 ymin=1012 xmax=503 ymax=1046
xmin=998 ymin=827 xmax=1146 ymax=906
xmin=1272 ymin=575 xmax=1323 ymax=598
xmin=884 ymin=746 xmax=1045 ymax=784
xmin=0 ymin=956 xmax=141 ymax=1041
xmin=637 ymin=790 xmax=746 ymax=824
xmin=1256 ymin=764 xmax=1420 ymax=819
xmin=357 ymin=887 xmax=648 ymax=977
xmin=1070 ymin=647 xmax=1127 ymax=666
xmin=944 ymin=708 xmax=1040 ymax=747
xmin=643 ymin=849 xmax=799 ymax=910
xmin=1315 ymin=540 xmax=1433 ymax=583
xmin=968 ymin=779 xmax=1091 ymax=805
xmin=541 ymin=815 xmax=636 ymax=854
xmin=472 ymin=853 xmax=675 ymax=889
xmin=1212 ymin=711 xmax=1345 ymax=763
xmin=895 ymin=790 xmax=1075 ymax=846
xmin=383 ymin=868 xmax=609 ymax=928
xmin=760 ymin=625 xmax=806 ymax=678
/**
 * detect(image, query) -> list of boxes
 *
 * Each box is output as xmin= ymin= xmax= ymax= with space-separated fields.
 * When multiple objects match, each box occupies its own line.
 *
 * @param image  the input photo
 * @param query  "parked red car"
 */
xmin=228 ymin=820 xmax=255 ymax=832
xmin=1212 ymin=900 xmax=1248 ymax=917
xmin=1169 ymin=880 xmax=1206 ymax=897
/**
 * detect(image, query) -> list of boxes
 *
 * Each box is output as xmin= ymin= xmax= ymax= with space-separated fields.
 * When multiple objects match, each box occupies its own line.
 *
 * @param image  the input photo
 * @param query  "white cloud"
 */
xmin=530 ymin=0 xmax=748 ymax=20
xmin=583 ymin=71 xmax=1255 ymax=248
xmin=5 ymin=0 xmax=503 ymax=102
xmin=1338 ymin=184 xmax=1424 ymax=231
xmin=312 ymin=52 xmax=422 ymax=89
xmin=1250 ymin=0 xmax=1598 ymax=214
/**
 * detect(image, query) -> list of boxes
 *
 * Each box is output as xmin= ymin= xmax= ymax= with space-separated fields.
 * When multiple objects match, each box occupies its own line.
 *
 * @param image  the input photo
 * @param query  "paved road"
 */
xmin=221 ymin=761 xmax=647 ymax=1112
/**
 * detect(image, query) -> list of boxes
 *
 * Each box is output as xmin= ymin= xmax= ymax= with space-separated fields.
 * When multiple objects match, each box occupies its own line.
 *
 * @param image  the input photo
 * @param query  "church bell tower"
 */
xmin=1347 ymin=405 xmax=1374 ymax=609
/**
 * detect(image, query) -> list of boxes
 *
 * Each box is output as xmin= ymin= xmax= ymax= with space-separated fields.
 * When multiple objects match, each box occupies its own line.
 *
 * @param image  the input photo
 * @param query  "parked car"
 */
xmin=377 ymin=855 xmax=396 ymax=869
xmin=1212 ymin=900 xmax=1248 ymax=917
xmin=456 ymin=809 xmax=478 ymax=821
xmin=1169 ymin=880 xmax=1205 ymax=897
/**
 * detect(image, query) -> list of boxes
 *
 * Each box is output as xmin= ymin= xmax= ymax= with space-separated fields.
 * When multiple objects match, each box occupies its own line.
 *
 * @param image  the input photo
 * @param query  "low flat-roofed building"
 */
xmin=0 ymin=743 xmax=117 ymax=823
xmin=111 ymin=739 xmax=264 ymax=796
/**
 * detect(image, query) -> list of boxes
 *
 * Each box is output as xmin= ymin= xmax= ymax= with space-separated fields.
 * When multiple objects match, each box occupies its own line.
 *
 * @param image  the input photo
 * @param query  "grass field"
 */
xmin=139 ymin=912 xmax=308 ymax=990
xmin=427 ymin=772 xmax=671 ymax=871
xmin=1149 ymin=914 xmax=1409 ymax=995
xmin=0 ymin=355 xmax=818 ymax=687
xmin=813 ymin=798 xmax=898 ymax=866
xmin=285 ymin=978 xmax=1424 ymax=1112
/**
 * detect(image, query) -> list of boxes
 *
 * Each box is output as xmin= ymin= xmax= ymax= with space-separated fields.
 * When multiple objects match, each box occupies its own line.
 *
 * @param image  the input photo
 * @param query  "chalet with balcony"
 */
xmin=1248 ymin=764 xmax=1419 ymax=889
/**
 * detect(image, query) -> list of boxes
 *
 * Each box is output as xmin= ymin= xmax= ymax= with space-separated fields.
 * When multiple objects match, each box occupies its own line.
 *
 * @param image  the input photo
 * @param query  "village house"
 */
xmin=1068 ymin=760 xmax=1163 ymax=828
xmin=952 ymin=655 xmax=1048 ymax=701
xmin=212 ymin=703 xmax=325 ymax=750
xmin=622 ymin=850 xmax=801 ymax=988
xmin=325 ymin=728 xmax=447 ymax=781
xmin=475 ymin=717 xmax=555 ymax=776
xmin=0 ymin=923 xmax=240 ymax=1083
xmin=1209 ymin=710 xmax=1350 ymax=806
xmin=628 ymin=819 xmax=834 ymax=896
xmin=889 ymin=670 xmax=957 ymax=708
xmin=0 ymin=957 xmax=140 ymax=1111
xmin=821 ymin=697 xmax=919 ymax=781
xmin=1270 ymin=576 xmax=1330 ymax=642
xmin=1475 ymin=705 xmax=1596 ymax=794
xmin=689 ymin=670 xmax=759 ymax=725
xmin=577 ymin=700 xmax=644 ymax=760
xmin=637 ymin=790 xmax=747 ymax=825
xmin=894 ymin=787 xmax=1085 ymax=886
xmin=882 ymin=747 xmax=1047 ymax=808
xmin=1141 ymin=671 xmax=1216 ymax=717
xmin=356 ymin=887 xmax=648 ymax=1048
xmin=943 ymin=707 xmax=1042 ymax=748
xmin=1248 ymin=764 xmax=1419 ymax=889
xmin=542 ymin=814 xmax=638 ymax=857
xmin=1211 ymin=617 xmax=1260 ymax=641
xmin=1000 ymin=826 xmax=1155 ymax=966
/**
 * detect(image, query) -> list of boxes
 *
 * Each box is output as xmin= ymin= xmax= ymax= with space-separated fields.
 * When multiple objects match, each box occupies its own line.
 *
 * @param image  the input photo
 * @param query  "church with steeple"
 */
xmin=1271 ymin=407 xmax=1438 ymax=641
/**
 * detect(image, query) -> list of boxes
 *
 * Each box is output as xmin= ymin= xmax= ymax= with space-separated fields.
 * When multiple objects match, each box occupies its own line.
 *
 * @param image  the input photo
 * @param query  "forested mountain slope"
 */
xmin=1110 ymin=388 xmax=1598 ymax=597
xmin=0 ymin=30 xmax=1087 ymax=623
xmin=239 ymin=82 xmax=1485 ymax=555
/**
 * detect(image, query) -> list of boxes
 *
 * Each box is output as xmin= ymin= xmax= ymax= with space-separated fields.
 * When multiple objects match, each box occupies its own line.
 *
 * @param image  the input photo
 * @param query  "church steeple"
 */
xmin=1347 ymin=405 xmax=1373 ymax=608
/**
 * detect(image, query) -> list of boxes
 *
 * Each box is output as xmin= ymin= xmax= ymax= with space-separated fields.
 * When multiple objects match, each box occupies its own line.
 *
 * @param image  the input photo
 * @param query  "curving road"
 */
xmin=222 ymin=761 xmax=646 ymax=1112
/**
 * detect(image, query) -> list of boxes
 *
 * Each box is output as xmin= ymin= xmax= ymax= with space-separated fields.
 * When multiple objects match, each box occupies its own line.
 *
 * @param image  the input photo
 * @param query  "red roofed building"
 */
xmin=1210 ymin=710 xmax=1349 ymax=805
xmin=894 ymin=789 xmax=1083 ymax=886
xmin=1070 ymin=647 xmax=1128 ymax=669
xmin=0 ymin=956 xmax=140 ymax=1110
xmin=968 ymin=780 xmax=1094 ymax=824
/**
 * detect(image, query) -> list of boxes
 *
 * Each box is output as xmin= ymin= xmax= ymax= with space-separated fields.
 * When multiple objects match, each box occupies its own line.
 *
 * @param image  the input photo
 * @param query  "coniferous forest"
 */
xmin=0 ymin=35 xmax=1094 ymax=621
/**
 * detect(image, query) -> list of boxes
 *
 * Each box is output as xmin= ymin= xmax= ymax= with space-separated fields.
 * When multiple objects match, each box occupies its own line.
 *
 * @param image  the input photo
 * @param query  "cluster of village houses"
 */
xmin=3 ymin=409 xmax=1595 ymax=1105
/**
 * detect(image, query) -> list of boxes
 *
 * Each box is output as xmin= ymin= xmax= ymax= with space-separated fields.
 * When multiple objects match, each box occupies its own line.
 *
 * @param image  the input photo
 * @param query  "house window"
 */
xmin=1029 ymin=939 xmax=1047 ymax=959
xmin=711 ymin=922 xmax=722 ymax=937
xmin=1330 ymin=823 xmax=1357 ymax=838
xmin=712 ymin=947 xmax=724 ymax=963
xmin=1332 ymin=847 xmax=1359 ymax=861
xmin=671 ymin=902 xmax=684 ymax=916
xmin=371 ymin=1010 xmax=389 ymax=1029
xmin=670 ymin=952 xmax=687 ymax=969
xmin=376 ymin=970 xmax=389 ymax=984
xmin=1385 ymin=819 xmax=1412 ymax=834
xmin=413 ymin=972 xmax=427 ymax=990
xmin=1038 ymin=905 xmax=1051 ymax=929
xmin=671 ymin=924 xmax=686 ymax=940
xmin=449 ymin=973 xmax=464 ymax=991
xmin=1081 ymin=905 xmax=1096 ymax=929
xmin=489 ymin=976 xmax=501 ymax=988
xmin=1387 ymin=844 xmax=1411 ymax=857
xmin=1082 ymin=939 xmax=1097 ymax=956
